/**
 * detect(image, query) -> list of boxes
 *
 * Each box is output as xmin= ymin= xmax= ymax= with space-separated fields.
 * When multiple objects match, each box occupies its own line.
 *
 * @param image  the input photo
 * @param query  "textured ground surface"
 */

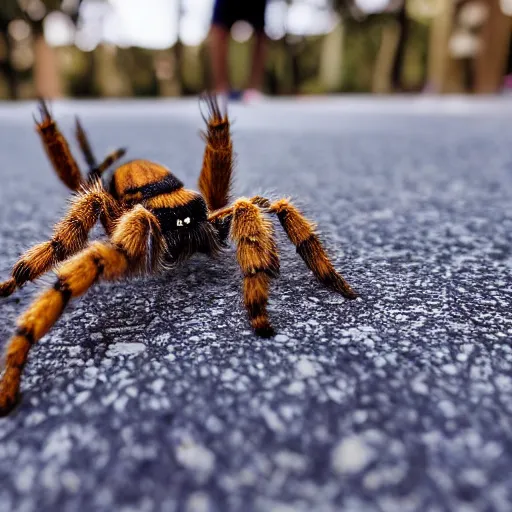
xmin=0 ymin=97 xmax=511 ymax=512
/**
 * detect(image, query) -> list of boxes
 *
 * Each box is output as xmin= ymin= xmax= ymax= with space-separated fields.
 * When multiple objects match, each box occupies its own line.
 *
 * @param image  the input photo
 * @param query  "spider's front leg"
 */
xmin=197 ymin=93 xmax=233 ymax=211
xmin=213 ymin=199 xmax=280 ymax=337
xmin=253 ymin=196 xmax=358 ymax=299
xmin=0 ymin=183 xmax=122 ymax=298
xmin=0 ymin=205 xmax=162 ymax=416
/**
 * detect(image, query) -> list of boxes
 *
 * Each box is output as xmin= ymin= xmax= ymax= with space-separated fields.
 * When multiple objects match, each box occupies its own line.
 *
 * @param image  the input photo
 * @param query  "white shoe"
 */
xmin=242 ymin=89 xmax=265 ymax=104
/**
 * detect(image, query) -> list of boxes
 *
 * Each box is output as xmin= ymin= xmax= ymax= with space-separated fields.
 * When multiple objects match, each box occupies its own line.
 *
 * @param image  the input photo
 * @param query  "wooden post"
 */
xmin=372 ymin=20 xmax=399 ymax=94
xmin=474 ymin=0 xmax=512 ymax=93
xmin=33 ymin=33 xmax=63 ymax=98
xmin=426 ymin=0 xmax=456 ymax=93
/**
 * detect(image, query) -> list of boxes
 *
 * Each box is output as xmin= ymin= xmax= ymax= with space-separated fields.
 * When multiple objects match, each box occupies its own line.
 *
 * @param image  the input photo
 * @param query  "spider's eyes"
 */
xmin=176 ymin=217 xmax=192 ymax=227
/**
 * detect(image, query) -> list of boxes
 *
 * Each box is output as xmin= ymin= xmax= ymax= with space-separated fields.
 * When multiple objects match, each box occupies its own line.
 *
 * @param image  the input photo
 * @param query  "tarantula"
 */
xmin=0 ymin=95 xmax=358 ymax=416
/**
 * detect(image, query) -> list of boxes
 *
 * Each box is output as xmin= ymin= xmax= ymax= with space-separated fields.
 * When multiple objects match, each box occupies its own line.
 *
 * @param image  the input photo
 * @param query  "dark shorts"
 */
xmin=212 ymin=0 xmax=268 ymax=32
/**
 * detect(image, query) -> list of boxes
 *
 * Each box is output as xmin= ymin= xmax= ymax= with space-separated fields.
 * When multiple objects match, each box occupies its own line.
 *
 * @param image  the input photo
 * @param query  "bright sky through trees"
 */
xmin=45 ymin=0 xmax=340 ymax=49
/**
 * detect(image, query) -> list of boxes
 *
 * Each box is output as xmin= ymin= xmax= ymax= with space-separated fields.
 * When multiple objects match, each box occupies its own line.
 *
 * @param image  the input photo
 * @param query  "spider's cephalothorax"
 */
xmin=0 ymin=94 xmax=358 ymax=416
xmin=109 ymin=160 xmax=222 ymax=265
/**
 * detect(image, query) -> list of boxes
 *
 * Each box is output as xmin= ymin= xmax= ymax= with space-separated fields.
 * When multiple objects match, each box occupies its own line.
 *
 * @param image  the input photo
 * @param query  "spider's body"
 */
xmin=109 ymin=160 xmax=222 ymax=265
xmin=0 ymin=95 xmax=358 ymax=416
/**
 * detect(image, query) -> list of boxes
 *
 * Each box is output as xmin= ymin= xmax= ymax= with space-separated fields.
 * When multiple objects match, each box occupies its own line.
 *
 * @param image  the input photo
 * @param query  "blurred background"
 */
xmin=0 ymin=0 xmax=512 ymax=100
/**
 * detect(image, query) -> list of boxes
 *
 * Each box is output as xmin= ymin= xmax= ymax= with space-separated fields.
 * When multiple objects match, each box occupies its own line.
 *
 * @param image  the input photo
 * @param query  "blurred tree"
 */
xmin=0 ymin=0 xmax=90 ymax=98
xmin=172 ymin=0 xmax=184 ymax=96
xmin=0 ymin=3 xmax=19 ymax=98
xmin=331 ymin=0 xmax=366 ymax=20
xmin=282 ymin=0 xmax=303 ymax=94
xmin=391 ymin=1 xmax=408 ymax=90
xmin=26 ymin=0 xmax=85 ymax=98
xmin=473 ymin=0 xmax=511 ymax=93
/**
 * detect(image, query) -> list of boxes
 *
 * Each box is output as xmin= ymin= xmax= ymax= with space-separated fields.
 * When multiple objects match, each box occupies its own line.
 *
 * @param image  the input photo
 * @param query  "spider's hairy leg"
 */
xmin=75 ymin=117 xmax=97 ymax=171
xmin=92 ymin=148 xmax=127 ymax=182
xmin=230 ymin=199 xmax=280 ymax=337
xmin=35 ymin=98 xmax=84 ymax=191
xmin=198 ymin=92 xmax=233 ymax=211
xmin=208 ymin=203 xmax=235 ymax=244
xmin=0 ymin=206 xmax=162 ymax=416
xmin=0 ymin=183 xmax=122 ymax=298
xmin=265 ymin=198 xmax=358 ymax=299
xmin=0 ymin=243 xmax=127 ymax=415
xmin=75 ymin=117 xmax=126 ymax=182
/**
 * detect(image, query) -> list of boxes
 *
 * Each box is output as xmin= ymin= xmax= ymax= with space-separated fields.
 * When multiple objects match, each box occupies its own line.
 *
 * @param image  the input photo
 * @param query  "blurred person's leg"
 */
xmin=246 ymin=31 xmax=267 ymax=94
xmin=209 ymin=0 xmax=268 ymax=101
xmin=209 ymin=24 xmax=230 ymax=94
xmin=243 ymin=0 xmax=269 ymax=102
xmin=209 ymin=0 xmax=234 ymax=94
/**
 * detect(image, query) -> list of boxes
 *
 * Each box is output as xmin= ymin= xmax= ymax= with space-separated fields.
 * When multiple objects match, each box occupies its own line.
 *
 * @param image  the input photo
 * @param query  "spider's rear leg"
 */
xmin=230 ymin=199 xmax=280 ymax=337
xmin=262 ymin=198 xmax=358 ymax=299
xmin=0 ymin=206 xmax=162 ymax=416
xmin=0 ymin=184 xmax=122 ymax=298
xmin=75 ymin=117 xmax=126 ymax=182
xmin=35 ymin=99 xmax=84 ymax=191
xmin=198 ymin=93 xmax=234 ymax=211
xmin=75 ymin=117 xmax=97 ymax=171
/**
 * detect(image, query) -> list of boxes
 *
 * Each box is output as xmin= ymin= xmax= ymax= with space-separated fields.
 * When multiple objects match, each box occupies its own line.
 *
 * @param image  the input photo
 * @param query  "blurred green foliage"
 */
xmin=341 ymin=13 xmax=429 ymax=92
xmin=0 ymin=0 xmax=83 ymax=27
xmin=0 ymin=2 xmax=431 ymax=99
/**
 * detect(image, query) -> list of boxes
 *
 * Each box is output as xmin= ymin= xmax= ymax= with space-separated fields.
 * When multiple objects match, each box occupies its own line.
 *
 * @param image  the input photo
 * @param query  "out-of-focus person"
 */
xmin=209 ymin=0 xmax=268 ymax=103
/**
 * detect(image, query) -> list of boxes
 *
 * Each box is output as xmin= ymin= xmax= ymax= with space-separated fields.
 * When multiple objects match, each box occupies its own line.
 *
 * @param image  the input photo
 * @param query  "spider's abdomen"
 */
xmin=109 ymin=160 xmax=183 ymax=202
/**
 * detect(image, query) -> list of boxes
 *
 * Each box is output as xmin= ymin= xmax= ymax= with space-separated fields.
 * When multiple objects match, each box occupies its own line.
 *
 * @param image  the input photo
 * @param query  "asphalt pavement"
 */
xmin=0 ymin=97 xmax=511 ymax=512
